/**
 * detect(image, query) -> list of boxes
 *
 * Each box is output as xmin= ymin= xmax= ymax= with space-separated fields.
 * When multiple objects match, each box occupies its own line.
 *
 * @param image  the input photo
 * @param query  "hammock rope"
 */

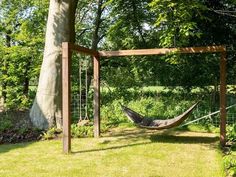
xmin=180 ymin=104 xmax=236 ymax=127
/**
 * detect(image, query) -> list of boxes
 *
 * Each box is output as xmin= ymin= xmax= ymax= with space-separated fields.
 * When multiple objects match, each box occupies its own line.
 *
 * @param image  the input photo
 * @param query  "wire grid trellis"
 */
xmin=183 ymin=94 xmax=236 ymax=127
xmin=70 ymin=53 xmax=91 ymax=122
xmin=71 ymin=94 xmax=87 ymax=121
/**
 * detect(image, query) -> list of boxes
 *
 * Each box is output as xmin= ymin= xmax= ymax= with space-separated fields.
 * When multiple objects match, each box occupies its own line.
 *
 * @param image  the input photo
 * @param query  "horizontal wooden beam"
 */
xmin=99 ymin=46 xmax=226 ymax=57
xmin=69 ymin=43 xmax=99 ymax=57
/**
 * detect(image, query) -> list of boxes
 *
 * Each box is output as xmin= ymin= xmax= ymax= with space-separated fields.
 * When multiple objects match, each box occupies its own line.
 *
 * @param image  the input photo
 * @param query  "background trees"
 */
xmin=0 ymin=0 xmax=48 ymax=109
xmin=0 ymin=0 xmax=235 ymax=129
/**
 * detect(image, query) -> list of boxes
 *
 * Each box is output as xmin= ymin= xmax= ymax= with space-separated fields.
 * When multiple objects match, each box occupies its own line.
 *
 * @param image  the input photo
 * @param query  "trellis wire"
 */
xmin=71 ymin=54 xmax=90 ymax=122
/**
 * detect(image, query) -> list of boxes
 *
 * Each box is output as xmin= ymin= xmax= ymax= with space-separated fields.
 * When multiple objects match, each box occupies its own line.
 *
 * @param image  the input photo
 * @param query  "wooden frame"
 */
xmin=62 ymin=42 xmax=227 ymax=153
xmin=99 ymin=46 xmax=226 ymax=57
xmin=62 ymin=42 xmax=71 ymax=153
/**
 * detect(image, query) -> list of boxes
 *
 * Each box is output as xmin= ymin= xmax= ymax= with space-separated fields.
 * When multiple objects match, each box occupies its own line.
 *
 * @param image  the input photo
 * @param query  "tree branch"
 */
xmin=78 ymin=28 xmax=89 ymax=38
xmin=210 ymin=8 xmax=236 ymax=18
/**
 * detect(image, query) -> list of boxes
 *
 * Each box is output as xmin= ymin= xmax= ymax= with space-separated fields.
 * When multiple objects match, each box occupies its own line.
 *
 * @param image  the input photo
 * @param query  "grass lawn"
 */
xmin=0 ymin=127 xmax=225 ymax=177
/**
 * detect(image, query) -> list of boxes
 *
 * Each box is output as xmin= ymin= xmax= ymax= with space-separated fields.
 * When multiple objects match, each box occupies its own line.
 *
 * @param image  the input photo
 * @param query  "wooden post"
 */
xmin=220 ymin=52 xmax=227 ymax=147
xmin=93 ymin=55 xmax=100 ymax=138
xmin=62 ymin=42 xmax=71 ymax=153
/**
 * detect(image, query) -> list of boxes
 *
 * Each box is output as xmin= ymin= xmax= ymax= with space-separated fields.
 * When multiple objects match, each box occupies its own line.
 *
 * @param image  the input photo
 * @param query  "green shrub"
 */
xmin=70 ymin=122 xmax=110 ymax=138
xmin=227 ymin=124 xmax=236 ymax=142
xmin=0 ymin=119 xmax=13 ymax=132
xmin=101 ymin=99 xmax=127 ymax=126
xmin=0 ymin=113 xmax=13 ymax=132
xmin=71 ymin=124 xmax=93 ymax=138
xmin=17 ymin=126 xmax=29 ymax=134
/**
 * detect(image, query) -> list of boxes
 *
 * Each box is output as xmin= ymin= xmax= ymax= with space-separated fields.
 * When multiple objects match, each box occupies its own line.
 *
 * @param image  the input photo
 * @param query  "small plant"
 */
xmin=41 ymin=127 xmax=62 ymax=140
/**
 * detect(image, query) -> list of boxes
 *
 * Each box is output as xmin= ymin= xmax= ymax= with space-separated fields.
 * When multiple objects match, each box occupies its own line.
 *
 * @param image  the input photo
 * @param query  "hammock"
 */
xmin=121 ymin=102 xmax=199 ymax=130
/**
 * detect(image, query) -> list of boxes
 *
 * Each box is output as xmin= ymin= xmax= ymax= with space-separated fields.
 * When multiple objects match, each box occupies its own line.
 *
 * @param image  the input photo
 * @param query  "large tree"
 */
xmin=30 ymin=0 xmax=78 ymax=129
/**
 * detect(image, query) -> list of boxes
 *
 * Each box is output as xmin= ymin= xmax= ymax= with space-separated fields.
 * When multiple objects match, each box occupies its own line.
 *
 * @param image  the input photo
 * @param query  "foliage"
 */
xmin=223 ymin=154 xmax=236 ymax=177
xmin=0 ymin=0 xmax=236 ymax=130
xmin=223 ymin=124 xmax=236 ymax=176
xmin=0 ymin=111 xmax=41 ymax=143
xmin=71 ymin=123 xmax=109 ymax=138
xmin=0 ymin=0 xmax=48 ymax=109
xmin=101 ymin=99 xmax=126 ymax=126
xmin=100 ymin=86 xmax=214 ymax=127
xmin=227 ymin=124 xmax=236 ymax=142
xmin=75 ymin=0 xmax=110 ymax=48
xmin=0 ymin=118 xmax=13 ymax=133
xmin=106 ymin=0 xmax=153 ymax=49
xmin=71 ymin=124 xmax=94 ymax=138
xmin=0 ymin=127 xmax=41 ymax=144
xmin=149 ymin=0 xmax=206 ymax=47
xmin=102 ymin=0 xmax=236 ymax=93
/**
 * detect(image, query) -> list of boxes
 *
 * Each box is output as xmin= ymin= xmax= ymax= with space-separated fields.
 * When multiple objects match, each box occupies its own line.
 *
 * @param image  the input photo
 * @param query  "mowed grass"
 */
xmin=0 ymin=128 xmax=224 ymax=177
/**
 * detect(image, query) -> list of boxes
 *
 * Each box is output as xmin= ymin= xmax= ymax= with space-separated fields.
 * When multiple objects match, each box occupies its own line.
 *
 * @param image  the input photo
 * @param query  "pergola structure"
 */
xmin=62 ymin=42 xmax=227 ymax=153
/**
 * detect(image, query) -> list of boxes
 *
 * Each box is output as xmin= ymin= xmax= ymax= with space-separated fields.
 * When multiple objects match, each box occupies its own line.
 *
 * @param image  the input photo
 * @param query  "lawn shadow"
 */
xmin=73 ymin=128 xmax=220 ymax=154
xmin=72 ymin=141 xmax=152 ymax=154
xmin=102 ymin=128 xmax=156 ymax=144
xmin=103 ymin=127 xmax=220 ymax=145
xmin=104 ymin=127 xmax=153 ymax=137
xmin=150 ymin=134 xmax=219 ymax=148
xmin=0 ymin=141 xmax=35 ymax=154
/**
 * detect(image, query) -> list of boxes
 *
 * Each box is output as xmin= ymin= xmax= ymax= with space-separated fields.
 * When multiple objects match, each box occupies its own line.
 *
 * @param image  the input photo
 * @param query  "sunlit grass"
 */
xmin=0 ymin=128 xmax=225 ymax=177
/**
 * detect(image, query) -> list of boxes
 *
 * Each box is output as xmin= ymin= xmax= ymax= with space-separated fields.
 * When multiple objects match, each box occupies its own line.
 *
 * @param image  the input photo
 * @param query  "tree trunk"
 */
xmin=23 ymin=59 xmax=31 ymax=96
xmin=131 ymin=0 xmax=146 ymax=45
xmin=87 ymin=0 xmax=104 ymax=91
xmin=30 ymin=0 xmax=77 ymax=129
xmin=91 ymin=0 xmax=104 ymax=51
